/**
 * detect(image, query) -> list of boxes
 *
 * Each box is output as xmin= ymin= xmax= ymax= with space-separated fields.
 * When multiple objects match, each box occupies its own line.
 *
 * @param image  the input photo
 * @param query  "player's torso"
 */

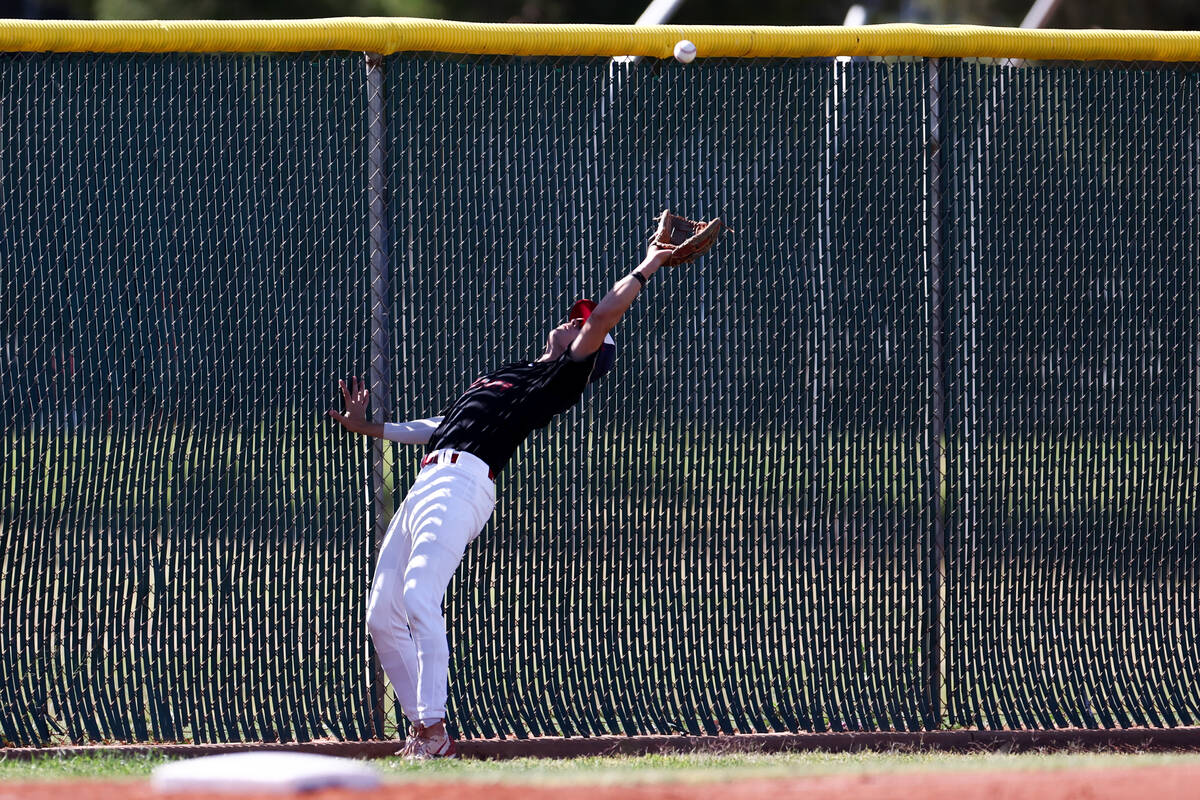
xmin=455 ymin=361 xmax=551 ymax=421
xmin=427 ymin=360 xmax=561 ymax=471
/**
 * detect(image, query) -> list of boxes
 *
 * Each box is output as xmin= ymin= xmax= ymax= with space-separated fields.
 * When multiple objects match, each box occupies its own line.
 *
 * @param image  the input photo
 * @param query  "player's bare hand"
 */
xmin=328 ymin=377 xmax=369 ymax=430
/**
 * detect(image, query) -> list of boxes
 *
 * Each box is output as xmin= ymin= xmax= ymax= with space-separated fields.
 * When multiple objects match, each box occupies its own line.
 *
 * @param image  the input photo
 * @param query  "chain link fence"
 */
xmin=2 ymin=52 xmax=1198 ymax=746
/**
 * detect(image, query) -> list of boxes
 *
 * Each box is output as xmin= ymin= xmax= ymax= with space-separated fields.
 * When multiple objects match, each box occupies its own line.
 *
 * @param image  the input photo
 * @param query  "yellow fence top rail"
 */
xmin=1 ymin=18 xmax=1199 ymax=61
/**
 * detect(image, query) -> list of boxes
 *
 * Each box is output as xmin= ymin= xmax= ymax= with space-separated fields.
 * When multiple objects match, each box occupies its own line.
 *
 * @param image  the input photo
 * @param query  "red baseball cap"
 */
xmin=568 ymin=299 xmax=597 ymax=322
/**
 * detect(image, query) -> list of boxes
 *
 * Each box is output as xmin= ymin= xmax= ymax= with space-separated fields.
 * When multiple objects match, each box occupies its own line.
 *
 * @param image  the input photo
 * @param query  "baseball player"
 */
xmin=329 ymin=213 xmax=720 ymax=759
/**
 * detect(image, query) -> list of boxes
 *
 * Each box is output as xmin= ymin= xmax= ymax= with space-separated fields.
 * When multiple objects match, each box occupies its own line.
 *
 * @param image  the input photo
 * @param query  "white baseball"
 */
xmin=673 ymin=40 xmax=697 ymax=64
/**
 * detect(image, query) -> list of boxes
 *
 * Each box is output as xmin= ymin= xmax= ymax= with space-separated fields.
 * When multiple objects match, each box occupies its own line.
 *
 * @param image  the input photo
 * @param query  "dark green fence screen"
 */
xmin=2 ymin=52 xmax=1198 ymax=746
xmin=1 ymin=53 xmax=376 ymax=746
xmin=941 ymin=61 xmax=1200 ymax=730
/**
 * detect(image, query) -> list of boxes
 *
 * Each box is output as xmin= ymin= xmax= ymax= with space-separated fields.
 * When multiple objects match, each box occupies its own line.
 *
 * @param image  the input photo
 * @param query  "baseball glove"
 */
xmin=651 ymin=210 xmax=724 ymax=266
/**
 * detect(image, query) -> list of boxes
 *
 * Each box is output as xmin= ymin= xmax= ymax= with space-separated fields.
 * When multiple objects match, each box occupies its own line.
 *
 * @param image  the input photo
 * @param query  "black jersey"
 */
xmin=427 ymin=349 xmax=599 ymax=475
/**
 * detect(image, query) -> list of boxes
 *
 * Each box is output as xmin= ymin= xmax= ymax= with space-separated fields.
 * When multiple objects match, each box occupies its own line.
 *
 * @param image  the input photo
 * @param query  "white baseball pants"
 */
xmin=365 ymin=449 xmax=496 ymax=727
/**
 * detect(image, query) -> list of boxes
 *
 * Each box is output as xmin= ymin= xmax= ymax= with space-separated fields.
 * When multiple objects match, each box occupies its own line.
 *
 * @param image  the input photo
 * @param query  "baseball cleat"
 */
xmin=399 ymin=731 xmax=457 ymax=760
xmin=396 ymin=730 xmax=420 ymax=758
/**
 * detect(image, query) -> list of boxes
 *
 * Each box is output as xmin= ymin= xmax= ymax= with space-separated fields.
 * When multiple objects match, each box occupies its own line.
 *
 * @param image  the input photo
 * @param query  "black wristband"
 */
xmin=631 ymin=271 xmax=647 ymax=289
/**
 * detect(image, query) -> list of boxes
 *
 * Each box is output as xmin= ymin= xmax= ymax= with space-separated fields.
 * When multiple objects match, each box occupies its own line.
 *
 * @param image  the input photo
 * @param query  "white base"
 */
xmin=151 ymin=751 xmax=381 ymax=794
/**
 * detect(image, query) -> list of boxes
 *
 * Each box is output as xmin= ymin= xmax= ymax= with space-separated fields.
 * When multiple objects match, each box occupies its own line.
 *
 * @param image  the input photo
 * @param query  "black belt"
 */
xmin=420 ymin=451 xmax=495 ymax=481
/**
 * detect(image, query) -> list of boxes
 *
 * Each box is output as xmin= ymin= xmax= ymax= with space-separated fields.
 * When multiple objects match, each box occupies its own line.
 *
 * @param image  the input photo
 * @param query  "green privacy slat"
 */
xmin=0 ymin=52 xmax=376 ymax=746
xmin=386 ymin=56 xmax=932 ymax=738
xmin=942 ymin=61 xmax=1200 ymax=730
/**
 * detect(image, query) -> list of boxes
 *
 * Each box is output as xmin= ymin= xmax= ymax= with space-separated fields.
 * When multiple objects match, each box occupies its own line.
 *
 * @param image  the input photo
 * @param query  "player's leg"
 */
xmin=401 ymin=469 xmax=495 ymax=744
xmin=365 ymin=494 xmax=422 ymax=727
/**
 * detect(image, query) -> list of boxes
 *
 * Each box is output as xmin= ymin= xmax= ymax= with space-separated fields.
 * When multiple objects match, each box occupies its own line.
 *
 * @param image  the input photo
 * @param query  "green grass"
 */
xmin=0 ymin=753 xmax=174 ymax=781
xmin=2 ymin=750 xmax=1198 ymax=785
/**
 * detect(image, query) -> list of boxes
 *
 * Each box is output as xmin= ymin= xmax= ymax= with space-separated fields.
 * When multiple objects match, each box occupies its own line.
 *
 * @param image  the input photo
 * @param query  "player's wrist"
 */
xmin=646 ymin=249 xmax=672 ymax=268
xmin=635 ymin=258 xmax=663 ymax=279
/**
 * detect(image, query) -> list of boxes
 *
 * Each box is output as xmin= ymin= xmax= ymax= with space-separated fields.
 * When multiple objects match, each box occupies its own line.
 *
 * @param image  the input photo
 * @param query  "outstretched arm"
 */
xmin=569 ymin=244 xmax=673 ymax=360
xmin=327 ymin=377 xmax=441 ymax=443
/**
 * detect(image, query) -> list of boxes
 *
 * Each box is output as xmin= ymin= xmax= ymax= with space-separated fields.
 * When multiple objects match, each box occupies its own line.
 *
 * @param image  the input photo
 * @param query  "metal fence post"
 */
xmin=925 ymin=56 xmax=948 ymax=730
xmin=365 ymin=51 xmax=394 ymax=739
